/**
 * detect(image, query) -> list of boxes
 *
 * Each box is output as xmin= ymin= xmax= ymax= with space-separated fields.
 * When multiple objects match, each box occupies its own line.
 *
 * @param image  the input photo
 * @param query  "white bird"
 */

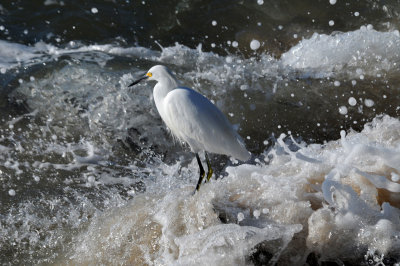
xmin=129 ymin=65 xmax=250 ymax=191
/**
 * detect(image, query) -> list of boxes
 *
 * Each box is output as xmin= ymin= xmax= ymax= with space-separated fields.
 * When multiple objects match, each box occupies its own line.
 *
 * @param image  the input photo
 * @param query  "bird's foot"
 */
xmin=206 ymin=168 xmax=213 ymax=182
xmin=205 ymin=152 xmax=213 ymax=182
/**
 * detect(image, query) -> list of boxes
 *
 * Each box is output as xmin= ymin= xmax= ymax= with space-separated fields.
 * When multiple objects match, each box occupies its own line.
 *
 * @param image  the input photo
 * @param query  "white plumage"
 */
xmin=129 ymin=65 xmax=250 ymax=191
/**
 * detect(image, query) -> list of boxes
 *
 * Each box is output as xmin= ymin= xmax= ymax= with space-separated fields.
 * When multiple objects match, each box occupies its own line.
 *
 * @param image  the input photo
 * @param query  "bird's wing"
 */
xmin=163 ymin=87 xmax=249 ymax=160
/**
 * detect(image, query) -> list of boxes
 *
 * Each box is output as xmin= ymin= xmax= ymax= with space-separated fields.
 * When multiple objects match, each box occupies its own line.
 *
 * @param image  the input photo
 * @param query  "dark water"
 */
xmin=1 ymin=0 xmax=399 ymax=52
xmin=0 ymin=0 xmax=400 ymax=265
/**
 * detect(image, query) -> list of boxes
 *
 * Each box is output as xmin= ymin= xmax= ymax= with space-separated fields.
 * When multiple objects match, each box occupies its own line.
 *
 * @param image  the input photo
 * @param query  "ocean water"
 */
xmin=0 ymin=1 xmax=400 ymax=265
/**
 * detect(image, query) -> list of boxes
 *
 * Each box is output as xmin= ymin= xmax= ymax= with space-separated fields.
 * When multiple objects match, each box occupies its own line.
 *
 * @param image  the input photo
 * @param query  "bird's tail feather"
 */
xmin=231 ymin=136 xmax=251 ymax=161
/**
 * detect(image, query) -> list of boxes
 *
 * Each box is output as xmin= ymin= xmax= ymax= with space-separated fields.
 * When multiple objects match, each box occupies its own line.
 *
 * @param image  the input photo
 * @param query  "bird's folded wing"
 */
xmin=163 ymin=88 xmax=247 ymax=158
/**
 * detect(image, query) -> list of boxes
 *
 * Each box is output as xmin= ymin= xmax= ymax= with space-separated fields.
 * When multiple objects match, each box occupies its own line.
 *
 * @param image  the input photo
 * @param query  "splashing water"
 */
xmin=1 ymin=1 xmax=400 ymax=264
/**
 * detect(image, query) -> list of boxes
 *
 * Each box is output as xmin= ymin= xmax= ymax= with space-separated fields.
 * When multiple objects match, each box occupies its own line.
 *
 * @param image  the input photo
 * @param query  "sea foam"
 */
xmin=62 ymin=115 xmax=400 ymax=265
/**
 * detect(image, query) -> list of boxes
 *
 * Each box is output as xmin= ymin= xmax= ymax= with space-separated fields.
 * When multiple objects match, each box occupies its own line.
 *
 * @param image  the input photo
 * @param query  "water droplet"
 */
xmin=250 ymin=39 xmax=260 ymax=50
xmin=339 ymin=106 xmax=348 ymax=115
xmin=348 ymin=97 xmax=357 ymax=106
xmin=8 ymin=189 xmax=16 ymax=196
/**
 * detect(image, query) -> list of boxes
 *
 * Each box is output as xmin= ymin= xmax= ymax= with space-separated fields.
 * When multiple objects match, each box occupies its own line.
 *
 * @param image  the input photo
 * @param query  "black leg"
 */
xmin=205 ymin=152 xmax=213 ymax=182
xmin=194 ymin=153 xmax=205 ymax=192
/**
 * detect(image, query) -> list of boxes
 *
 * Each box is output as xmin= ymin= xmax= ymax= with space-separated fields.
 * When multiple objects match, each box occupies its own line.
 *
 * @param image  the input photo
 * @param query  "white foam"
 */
xmin=281 ymin=28 xmax=400 ymax=78
xmin=2 ymin=27 xmax=399 ymax=84
xmin=0 ymin=40 xmax=40 ymax=70
xmin=61 ymin=115 xmax=400 ymax=264
xmin=0 ymin=40 xmax=159 ymax=72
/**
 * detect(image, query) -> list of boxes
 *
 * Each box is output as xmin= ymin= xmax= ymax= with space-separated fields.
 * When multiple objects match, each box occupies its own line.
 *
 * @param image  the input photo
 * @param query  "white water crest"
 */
xmin=54 ymin=115 xmax=400 ymax=265
xmin=2 ymin=27 xmax=400 ymax=80
xmin=281 ymin=27 xmax=400 ymax=78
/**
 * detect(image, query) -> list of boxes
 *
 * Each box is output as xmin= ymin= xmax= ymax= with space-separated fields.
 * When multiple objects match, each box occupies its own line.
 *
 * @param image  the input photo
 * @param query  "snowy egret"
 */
xmin=129 ymin=65 xmax=250 ymax=191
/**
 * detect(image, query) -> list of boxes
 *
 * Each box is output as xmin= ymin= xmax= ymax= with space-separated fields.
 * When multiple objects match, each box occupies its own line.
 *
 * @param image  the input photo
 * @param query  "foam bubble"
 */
xmin=253 ymin=209 xmax=261 ymax=219
xmin=364 ymin=99 xmax=374 ymax=107
xmin=338 ymin=106 xmax=348 ymax=115
xmin=391 ymin=172 xmax=400 ymax=182
xmin=87 ymin=176 xmax=95 ymax=183
xmin=250 ymin=39 xmax=260 ymax=50
xmin=240 ymin=84 xmax=248 ymax=91
xmin=348 ymin=97 xmax=357 ymax=106
xmin=237 ymin=212 xmax=244 ymax=222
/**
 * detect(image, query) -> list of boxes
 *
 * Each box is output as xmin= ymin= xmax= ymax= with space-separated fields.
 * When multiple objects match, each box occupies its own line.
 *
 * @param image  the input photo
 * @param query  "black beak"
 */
xmin=128 ymin=76 xmax=148 ymax=87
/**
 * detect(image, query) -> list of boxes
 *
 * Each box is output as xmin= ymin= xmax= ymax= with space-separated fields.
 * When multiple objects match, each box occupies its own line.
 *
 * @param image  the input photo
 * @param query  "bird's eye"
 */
xmin=146 ymin=72 xmax=153 ymax=77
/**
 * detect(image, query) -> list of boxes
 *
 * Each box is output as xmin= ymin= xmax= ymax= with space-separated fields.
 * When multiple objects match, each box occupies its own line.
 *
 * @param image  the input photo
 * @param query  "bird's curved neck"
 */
xmin=153 ymin=75 xmax=178 ymax=110
xmin=153 ymin=75 xmax=178 ymax=100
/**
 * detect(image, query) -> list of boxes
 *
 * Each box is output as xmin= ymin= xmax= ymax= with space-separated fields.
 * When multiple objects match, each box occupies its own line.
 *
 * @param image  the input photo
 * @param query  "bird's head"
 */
xmin=128 ymin=65 xmax=172 ymax=87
